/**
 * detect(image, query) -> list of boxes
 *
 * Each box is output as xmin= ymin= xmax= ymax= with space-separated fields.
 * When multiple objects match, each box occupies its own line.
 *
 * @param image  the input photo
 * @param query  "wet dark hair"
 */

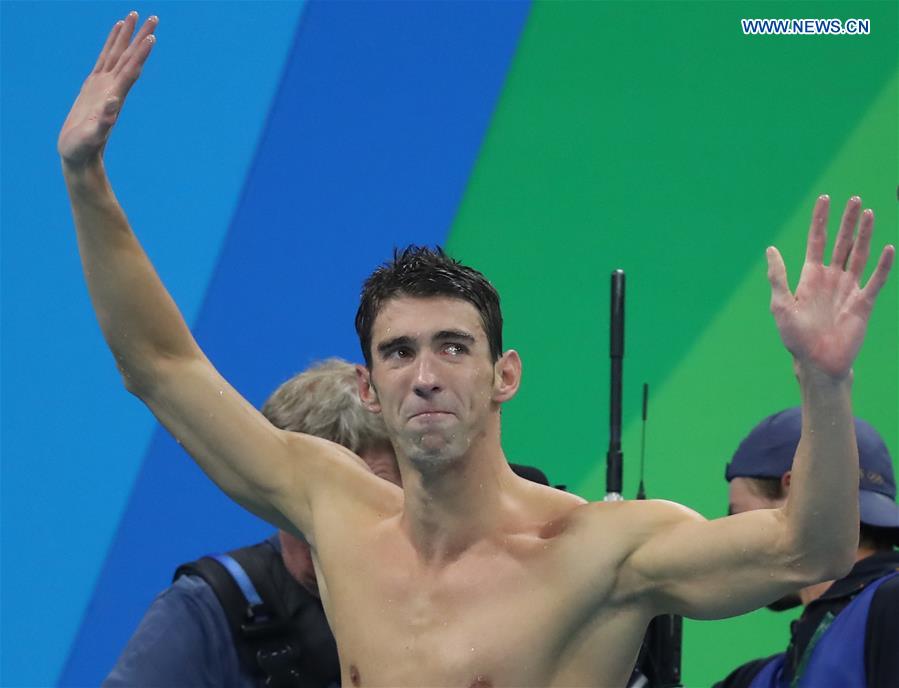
xmin=355 ymin=246 xmax=503 ymax=367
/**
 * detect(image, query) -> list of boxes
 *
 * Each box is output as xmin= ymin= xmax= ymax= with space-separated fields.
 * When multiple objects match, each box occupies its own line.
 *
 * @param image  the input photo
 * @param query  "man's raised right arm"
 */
xmin=59 ymin=13 xmax=355 ymax=538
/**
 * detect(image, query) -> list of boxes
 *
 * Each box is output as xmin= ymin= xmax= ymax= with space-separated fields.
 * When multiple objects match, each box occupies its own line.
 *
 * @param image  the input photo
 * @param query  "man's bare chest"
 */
xmin=312 ymin=527 xmax=618 ymax=686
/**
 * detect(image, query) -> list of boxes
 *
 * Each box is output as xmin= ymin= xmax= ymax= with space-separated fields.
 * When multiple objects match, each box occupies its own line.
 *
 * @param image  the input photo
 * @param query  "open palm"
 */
xmin=767 ymin=196 xmax=894 ymax=379
xmin=58 ymin=13 xmax=157 ymax=166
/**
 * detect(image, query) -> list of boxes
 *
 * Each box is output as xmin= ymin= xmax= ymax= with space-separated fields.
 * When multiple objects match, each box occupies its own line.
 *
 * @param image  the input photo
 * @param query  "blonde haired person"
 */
xmin=263 ymin=359 xmax=398 ymax=486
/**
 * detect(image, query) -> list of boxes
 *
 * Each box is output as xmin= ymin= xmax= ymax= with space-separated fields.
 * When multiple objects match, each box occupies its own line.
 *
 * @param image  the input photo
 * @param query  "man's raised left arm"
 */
xmin=617 ymin=195 xmax=894 ymax=620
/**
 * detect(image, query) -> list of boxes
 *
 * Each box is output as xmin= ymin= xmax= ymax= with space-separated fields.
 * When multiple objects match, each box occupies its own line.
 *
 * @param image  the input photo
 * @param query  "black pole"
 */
xmin=606 ymin=269 xmax=625 ymax=499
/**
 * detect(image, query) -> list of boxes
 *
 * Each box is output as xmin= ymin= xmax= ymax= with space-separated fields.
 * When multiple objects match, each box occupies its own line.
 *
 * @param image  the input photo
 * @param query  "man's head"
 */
xmin=262 ymin=358 xmax=400 ymax=485
xmin=725 ymin=407 xmax=899 ymax=545
xmin=261 ymin=359 xmax=401 ymax=592
xmin=354 ymin=247 xmax=521 ymax=469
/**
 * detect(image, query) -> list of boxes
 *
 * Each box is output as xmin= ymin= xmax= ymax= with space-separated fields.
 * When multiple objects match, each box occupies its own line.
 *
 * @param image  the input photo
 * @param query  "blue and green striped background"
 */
xmin=2 ymin=2 xmax=895 ymax=685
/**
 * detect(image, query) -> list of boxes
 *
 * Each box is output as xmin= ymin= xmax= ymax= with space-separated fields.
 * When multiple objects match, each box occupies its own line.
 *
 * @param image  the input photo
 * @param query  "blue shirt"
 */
xmin=104 ymin=573 xmax=254 ymax=688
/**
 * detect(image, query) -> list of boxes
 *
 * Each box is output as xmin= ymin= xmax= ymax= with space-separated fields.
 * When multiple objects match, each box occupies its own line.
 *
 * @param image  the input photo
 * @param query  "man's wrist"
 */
xmin=793 ymin=358 xmax=853 ymax=389
xmin=62 ymin=156 xmax=110 ymax=194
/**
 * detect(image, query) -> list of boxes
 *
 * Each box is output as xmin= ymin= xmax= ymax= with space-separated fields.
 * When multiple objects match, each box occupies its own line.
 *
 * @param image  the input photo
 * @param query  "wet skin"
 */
xmin=60 ymin=14 xmax=895 ymax=687
xmin=303 ymin=297 xmax=658 ymax=686
xmin=308 ymin=466 xmax=664 ymax=687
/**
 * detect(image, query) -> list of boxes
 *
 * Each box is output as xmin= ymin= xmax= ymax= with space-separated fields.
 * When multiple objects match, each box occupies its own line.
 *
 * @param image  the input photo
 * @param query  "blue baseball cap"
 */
xmin=725 ymin=407 xmax=899 ymax=529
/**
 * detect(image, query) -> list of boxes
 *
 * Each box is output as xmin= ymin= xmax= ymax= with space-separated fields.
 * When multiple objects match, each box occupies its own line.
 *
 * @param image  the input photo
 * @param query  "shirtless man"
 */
xmin=60 ymin=14 xmax=895 ymax=687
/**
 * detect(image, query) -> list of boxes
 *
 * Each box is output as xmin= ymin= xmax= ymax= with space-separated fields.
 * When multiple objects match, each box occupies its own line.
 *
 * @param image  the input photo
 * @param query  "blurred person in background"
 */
xmin=716 ymin=407 xmax=899 ymax=688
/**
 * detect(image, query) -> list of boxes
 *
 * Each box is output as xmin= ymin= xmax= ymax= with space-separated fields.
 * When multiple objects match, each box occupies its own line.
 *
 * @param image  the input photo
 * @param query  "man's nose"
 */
xmin=412 ymin=353 xmax=441 ymax=398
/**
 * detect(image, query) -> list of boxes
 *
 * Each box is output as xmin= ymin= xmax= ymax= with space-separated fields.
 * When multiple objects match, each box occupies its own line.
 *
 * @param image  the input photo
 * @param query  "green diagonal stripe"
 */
xmin=445 ymin=1 xmax=897 ymax=685
xmin=571 ymin=71 xmax=898 ymax=688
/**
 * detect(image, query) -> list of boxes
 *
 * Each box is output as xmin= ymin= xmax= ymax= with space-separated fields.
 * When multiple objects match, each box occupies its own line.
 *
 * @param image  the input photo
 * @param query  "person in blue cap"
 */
xmin=716 ymin=407 xmax=899 ymax=688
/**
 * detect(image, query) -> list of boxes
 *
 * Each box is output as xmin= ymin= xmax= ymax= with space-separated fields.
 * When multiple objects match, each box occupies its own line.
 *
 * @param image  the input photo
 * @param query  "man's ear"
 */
xmin=492 ymin=349 xmax=522 ymax=403
xmin=356 ymin=364 xmax=381 ymax=413
xmin=781 ymin=470 xmax=792 ymax=493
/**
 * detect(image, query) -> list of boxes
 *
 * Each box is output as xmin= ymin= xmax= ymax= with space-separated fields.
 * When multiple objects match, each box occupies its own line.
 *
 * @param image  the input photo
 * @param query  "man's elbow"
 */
xmin=814 ymin=544 xmax=856 ymax=581
xmin=786 ymin=535 xmax=856 ymax=585
xmin=119 ymin=353 xmax=186 ymax=400
xmin=118 ymin=357 xmax=160 ymax=398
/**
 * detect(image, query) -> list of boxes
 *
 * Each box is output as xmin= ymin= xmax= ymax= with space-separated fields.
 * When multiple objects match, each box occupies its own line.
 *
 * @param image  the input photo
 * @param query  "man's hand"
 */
xmin=58 ymin=12 xmax=157 ymax=168
xmin=767 ymin=195 xmax=895 ymax=380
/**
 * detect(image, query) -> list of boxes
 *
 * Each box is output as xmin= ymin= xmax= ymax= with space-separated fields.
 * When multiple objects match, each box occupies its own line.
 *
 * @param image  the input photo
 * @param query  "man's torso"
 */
xmin=309 ymin=480 xmax=654 ymax=687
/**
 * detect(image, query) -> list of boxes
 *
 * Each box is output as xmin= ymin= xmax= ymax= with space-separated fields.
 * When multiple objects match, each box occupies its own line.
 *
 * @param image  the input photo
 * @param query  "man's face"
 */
xmin=727 ymin=477 xmax=784 ymax=516
xmin=361 ymin=296 xmax=502 ymax=466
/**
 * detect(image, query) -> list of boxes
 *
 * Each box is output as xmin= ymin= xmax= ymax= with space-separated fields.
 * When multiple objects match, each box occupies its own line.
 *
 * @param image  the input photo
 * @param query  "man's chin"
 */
xmin=401 ymin=430 xmax=464 ymax=467
xmin=415 ymin=432 xmax=454 ymax=456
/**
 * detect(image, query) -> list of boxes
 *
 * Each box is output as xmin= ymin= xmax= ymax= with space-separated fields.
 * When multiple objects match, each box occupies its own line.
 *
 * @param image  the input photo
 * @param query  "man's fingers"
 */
xmin=860 ymin=244 xmax=895 ymax=304
xmin=767 ymin=246 xmax=791 ymax=302
xmin=92 ymin=20 xmax=123 ymax=73
xmin=106 ymin=11 xmax=138 ymax=70
xmin=804 ymin=195 xmax=830 ymax=266
xmin=118 ymin=34 xmax=156 ymax=89
xmin=115 ymin=16 xmax=158 ymax=77
xmin=846 ymin=209 xmax=874 ymax=280
xmin=830 ymin=196 xmax=861 ymax=269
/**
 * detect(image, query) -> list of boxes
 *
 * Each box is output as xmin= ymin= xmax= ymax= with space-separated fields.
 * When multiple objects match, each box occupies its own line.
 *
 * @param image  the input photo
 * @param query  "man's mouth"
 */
xmin=408 ymin=410 xmax=454 ymax=421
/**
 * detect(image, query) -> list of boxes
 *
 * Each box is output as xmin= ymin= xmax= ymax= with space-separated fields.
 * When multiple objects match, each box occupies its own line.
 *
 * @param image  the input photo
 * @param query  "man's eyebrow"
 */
xmin=433 ymin=330 xmax=475 ymax=343
xmin=377 ymin=335 xmax=415 ymax=356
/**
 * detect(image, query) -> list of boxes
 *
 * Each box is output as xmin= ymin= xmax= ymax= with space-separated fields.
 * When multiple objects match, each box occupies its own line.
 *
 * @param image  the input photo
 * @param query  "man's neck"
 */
xmin=399 ymin=439 xmax=518 ymax=565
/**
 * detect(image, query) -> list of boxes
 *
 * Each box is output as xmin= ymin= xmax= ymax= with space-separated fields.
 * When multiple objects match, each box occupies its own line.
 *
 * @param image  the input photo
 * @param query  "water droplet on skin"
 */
xmin=218 ymin=390 xmax=224 ymax=395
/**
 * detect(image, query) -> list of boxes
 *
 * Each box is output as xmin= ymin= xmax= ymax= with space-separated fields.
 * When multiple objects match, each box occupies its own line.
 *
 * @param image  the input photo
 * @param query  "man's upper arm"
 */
xmin=140 ymin=355 xmax=360 ymax=536
xmin=617 ymin=500 xmax=817 ymax=620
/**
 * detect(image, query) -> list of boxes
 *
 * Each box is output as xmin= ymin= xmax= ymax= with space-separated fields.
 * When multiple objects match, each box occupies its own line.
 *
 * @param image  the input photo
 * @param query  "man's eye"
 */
xmin=443 ymin=343 xmax=468 ymax=355
xmin=390 ymin=348 xmax=412 ymax=359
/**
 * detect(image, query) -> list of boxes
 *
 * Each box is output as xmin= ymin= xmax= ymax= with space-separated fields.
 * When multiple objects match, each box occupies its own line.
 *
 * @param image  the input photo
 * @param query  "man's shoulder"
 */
xmin=102 ymin=574 xmax=240 ymax=687
xmin=541 ymin=500 xmax=704 ymax=591
xmin=163 ymin=572 xmax=229 ymax=617
xmin=570 ymin=498 xmax=704 ymax=541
